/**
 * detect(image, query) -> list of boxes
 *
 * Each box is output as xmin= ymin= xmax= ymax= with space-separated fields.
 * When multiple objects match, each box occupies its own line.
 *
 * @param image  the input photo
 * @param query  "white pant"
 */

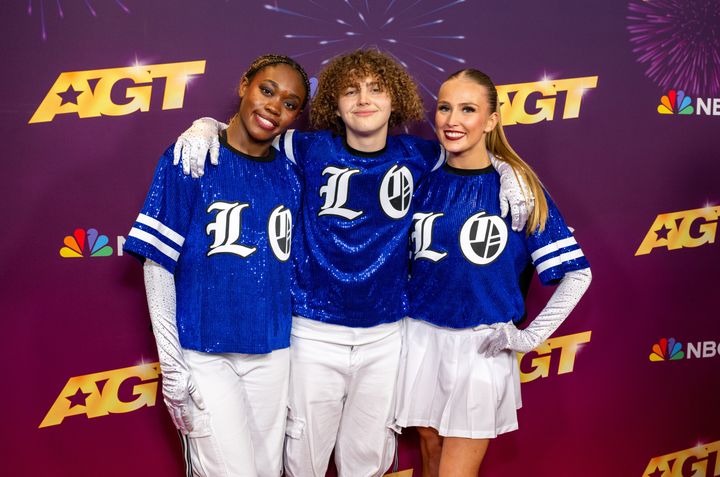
xmin=181 ymin=348 xmax=289 ymax=477
xmin=284 ymin=330 xmax=402 ymax=477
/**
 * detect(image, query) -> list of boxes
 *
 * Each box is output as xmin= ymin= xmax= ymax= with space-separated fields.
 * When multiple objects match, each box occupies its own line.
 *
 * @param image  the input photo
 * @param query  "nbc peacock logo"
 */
xmin=59 ymin=228 xmax=113 ymax=258
xmin=657 ymin=90 xmax=694 ymax=115
xmin=649 ymin=337 xmax=685 ymax=362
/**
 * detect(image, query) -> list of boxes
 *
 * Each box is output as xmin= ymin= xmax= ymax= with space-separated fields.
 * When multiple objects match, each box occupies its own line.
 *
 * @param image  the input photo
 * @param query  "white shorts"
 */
xmin=181 ymin=348 xmax=289 ymax=477
xmin=284 ymin=325 xmax=402 ymax=477
xmin=394 ymin=319 xmax=522 ymax=439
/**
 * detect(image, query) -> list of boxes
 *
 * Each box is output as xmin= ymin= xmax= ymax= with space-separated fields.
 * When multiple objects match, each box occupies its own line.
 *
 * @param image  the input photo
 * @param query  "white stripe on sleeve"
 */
xmin=128 ymin=227 xmax=181 ymax=262
xmin=283 ymin=129 xmax=296 ymax=164
xmin=136 ymin=214 xmax=184 ymax=246
xmin=535 ymin=248 xmax=586 ymax=274
xmin=431 ymin=146 xmax=446 ymax=171
xmin=531 ymin=236 xmax=577 ymax=263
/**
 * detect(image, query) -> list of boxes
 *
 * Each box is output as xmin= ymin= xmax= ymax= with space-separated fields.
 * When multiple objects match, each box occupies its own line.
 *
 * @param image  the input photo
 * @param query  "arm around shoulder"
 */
xmin=172 ymin=117 xmax=228 ymax=178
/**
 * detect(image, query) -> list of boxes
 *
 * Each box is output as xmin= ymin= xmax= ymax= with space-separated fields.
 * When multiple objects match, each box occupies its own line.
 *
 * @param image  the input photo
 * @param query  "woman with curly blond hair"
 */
xmin=173 ymin=49 xmax=530 ymax=477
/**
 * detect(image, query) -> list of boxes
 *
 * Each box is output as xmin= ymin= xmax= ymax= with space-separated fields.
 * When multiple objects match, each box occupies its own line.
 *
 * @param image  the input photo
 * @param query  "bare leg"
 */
xmin=438 ymin=437 xmax=489 ymax=477
xmin=416 ymin=427 xmax=443 ymax=477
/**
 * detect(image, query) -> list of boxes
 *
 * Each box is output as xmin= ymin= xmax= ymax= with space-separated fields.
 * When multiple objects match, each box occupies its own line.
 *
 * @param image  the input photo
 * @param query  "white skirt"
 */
xmin=394 ymin=318 xmax=522 ymax=439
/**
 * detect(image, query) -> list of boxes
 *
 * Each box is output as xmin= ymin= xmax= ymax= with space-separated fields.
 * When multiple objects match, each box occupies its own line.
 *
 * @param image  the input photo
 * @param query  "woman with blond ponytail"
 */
xmin=395 ymin=69 xmax=592 ymax=476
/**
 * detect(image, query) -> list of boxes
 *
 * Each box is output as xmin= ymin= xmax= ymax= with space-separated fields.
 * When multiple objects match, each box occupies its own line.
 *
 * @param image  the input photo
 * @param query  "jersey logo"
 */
xmin=411 ymin=212 xmax=447 ymax=262
xmin=206 ymin=201 xmax=257 ymax=257
xmin=318 ymin=166 xmax=363 ymax=220
xmin=380 ymin=165 xmax=413 ymax=219
xmin=268 ymin=205 xmax=292 ymax=262
xmin=459 ymin=212 xmax=508 ymax=265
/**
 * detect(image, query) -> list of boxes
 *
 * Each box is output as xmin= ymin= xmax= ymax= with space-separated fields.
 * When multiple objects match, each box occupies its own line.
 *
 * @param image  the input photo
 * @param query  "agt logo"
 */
xmin=650 ymin=337 xmax=720 ymax=362
xmin=518 ymin=331 xmax=591 ymax=383
xmin=643 ymin=440 xmax=720 ymax=477
xmin=635 ymin=206 xmax=719 ymax=256
xmin=497 ymin=75 xmax=598 ymax=126
xmin=29 ymin=60 xmax=206 ymax=124
xmin=658 ymin=89 xmax=720 ymax=116
xmin=59 ymin=228 xmax=126 ymax=258
xmin=40 ymin=362 xmax=160 ymax=428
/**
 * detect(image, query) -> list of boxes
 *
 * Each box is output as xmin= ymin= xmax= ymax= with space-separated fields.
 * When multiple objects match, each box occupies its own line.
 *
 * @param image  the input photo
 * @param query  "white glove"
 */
xmin=143 ymin=260 xmax=206 ymax=434
xmin=172 ymin=117 xmax=227 ymax=178
xmin=478 ymin=268 xmax=592 ymax=356
xmin=489 ymin=154 xmax=534 ymax=232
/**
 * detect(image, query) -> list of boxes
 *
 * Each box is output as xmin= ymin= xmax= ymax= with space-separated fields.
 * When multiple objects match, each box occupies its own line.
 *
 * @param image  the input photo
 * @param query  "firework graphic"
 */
xmin=627 ymin=0 xmax=720 ymax=97
xmin=26 ymin=0 xmax=131 ymax=41
xmin=264 ymin=0 xmax=470 ymax=129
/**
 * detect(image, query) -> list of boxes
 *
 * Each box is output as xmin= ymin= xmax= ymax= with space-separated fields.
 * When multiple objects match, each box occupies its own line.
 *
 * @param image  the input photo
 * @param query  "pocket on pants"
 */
xmin=186 ymin=411 xmax=227 ymax=477
xmin=187 ymin=409 xmax=212 ymax=438
xmin=378 ymin=423 xmax=399 ymax=477
xmin=284 ymin=408 xmax=312 ymax=477
xmin=285 ymin=408 xmax=306 ymax=439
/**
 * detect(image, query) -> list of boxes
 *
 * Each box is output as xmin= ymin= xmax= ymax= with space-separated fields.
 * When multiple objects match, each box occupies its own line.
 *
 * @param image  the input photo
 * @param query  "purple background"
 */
xmin=1 ymin=1 xmax=718 ymax=476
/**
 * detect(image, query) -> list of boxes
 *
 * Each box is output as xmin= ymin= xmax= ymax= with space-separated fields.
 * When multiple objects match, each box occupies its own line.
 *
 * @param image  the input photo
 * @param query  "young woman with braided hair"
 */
xmin=124 ymin=54 xmax=310 ymax=477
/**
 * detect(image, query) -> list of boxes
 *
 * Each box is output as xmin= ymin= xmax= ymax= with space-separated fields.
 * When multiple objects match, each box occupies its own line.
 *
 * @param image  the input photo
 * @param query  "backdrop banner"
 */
xmin=2 ymin=1 xmax=718 ymax=476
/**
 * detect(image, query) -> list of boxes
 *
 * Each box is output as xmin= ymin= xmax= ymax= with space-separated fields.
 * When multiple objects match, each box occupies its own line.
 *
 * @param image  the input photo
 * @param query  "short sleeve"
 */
xmin=526 ymin=192 xmax=590 ymax=285
xmin=123 ymin=145 xmax=194 ymax=274
xmin=397 ymin=135 xmax=445 ymax=179
xmin=275 ymin=129 xmax=318 ymax=173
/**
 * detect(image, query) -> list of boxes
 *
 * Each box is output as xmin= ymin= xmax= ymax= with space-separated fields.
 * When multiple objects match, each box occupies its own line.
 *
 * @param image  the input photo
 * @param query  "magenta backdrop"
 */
xmin=2 ymin=1 xmax=719 ymax=476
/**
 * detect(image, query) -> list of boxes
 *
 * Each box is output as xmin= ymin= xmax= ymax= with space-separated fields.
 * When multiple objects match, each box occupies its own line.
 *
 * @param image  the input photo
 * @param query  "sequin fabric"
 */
xmin=281 ymin=130 xmax=443 ymax=327
xmin=408 ymin=160 xmax=590 ymax=330
xmin=125 ymin=137 xmax=300 ymax=353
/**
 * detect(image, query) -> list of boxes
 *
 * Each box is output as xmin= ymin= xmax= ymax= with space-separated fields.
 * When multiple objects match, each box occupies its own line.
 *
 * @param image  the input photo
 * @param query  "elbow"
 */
xmin=577 ymin=267 xmax=592 ymax=292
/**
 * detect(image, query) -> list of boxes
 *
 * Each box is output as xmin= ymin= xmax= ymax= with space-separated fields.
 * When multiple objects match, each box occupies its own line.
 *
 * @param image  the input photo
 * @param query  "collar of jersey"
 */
xmin=442 ymin=162 xmax=495 ymax=176
xmin=341 ymin=135 xmax=388 ymax=158
xmin=219 ymin=130 xmax=277 ymax=163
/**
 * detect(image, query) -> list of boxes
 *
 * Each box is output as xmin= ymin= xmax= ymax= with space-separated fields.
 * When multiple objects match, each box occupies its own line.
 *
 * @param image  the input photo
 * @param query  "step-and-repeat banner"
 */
xmin=2 ymin=1 xmax=718 ymax=476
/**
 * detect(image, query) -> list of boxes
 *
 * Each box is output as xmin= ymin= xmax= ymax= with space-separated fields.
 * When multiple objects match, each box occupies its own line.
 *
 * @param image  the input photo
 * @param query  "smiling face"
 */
xmin=336 ymin=75 xmax=393 ymax=149
xmin=435 ymin=77 xmax=499 ymax=165
xmin=234 ymin=63 xmax=306 ymax=154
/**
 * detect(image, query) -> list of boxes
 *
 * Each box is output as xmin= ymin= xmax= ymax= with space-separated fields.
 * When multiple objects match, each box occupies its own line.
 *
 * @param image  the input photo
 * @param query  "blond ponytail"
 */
xmin=448 ymin=69 xmax=548 ymax=234
xmin=486 ymin=115 xmax=548 ymax=234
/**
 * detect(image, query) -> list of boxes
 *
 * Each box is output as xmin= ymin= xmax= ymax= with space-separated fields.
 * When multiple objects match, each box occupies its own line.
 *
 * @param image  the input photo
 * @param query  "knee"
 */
xmin=417 ymin=427 xmax=443 ymax=456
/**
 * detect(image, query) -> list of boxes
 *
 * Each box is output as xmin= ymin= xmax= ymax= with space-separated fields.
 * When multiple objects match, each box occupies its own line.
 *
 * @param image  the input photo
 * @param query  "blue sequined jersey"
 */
xmin=409 ymin=163 xmax=590 ymax=329
xmin=278 ymin=130 xmax=444 ymax=327
xmin=124 ymin=135 xmax=301 ymax=353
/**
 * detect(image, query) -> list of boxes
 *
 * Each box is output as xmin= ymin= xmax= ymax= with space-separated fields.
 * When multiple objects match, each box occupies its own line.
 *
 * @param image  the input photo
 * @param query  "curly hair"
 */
xmin=310 ymin=49 xmax=425 ymax=134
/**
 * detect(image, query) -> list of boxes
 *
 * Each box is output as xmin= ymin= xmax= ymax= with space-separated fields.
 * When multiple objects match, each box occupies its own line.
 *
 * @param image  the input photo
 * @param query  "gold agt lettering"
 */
xmin=29 ymin=61 xmax=206 ymax=123
xmin=497 ymin=76 xmax=598 ymax=125
xmin=39 ymin=362 xmax=160 ymax=428
xmin=635 ymin=206 xmax=720 ymax=256
xmin=643 ymin=440 xmax=720 ymax=477
xmin=518 ymin=331 xmax=591 ymax=383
